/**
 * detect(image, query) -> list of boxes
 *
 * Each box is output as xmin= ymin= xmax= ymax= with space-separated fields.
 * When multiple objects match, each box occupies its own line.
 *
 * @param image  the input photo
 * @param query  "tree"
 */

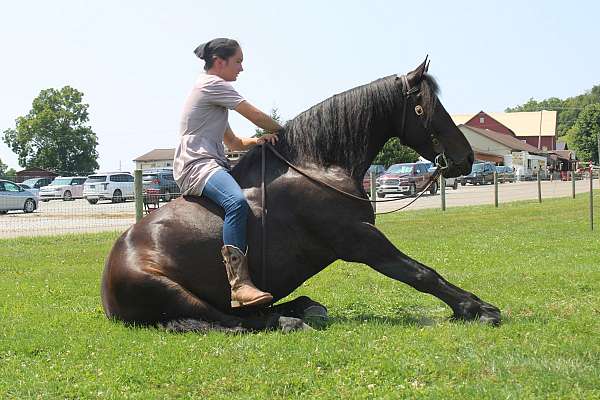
xmin=0 ymin=159 xmax=17 ymax=179
xmin=506 ymin=85 xmax=600 ymax=138
xmin=373 ymin=138 xmax=419 ymax=167
xmin=254 ymin=108 xmax=284 ymax=137
xmin=4 ymin=168 xmax=17 ymax=179
xmin=566 ymin=104 xmax=600 ymax=163
xmin=2 ymin=86 xmax=99 ymax=175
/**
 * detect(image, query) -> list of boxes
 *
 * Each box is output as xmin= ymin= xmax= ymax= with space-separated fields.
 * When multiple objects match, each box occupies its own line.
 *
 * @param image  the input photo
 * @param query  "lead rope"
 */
xmin=261 ymin=144 xmax=267 ymax=290
xmin=262 ymin=143 xmax=444 ymax=212
xmin=371 ymin=168 xmax=442 ymax=215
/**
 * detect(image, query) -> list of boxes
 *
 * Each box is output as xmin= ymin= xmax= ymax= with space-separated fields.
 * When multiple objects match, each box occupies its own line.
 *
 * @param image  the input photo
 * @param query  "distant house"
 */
xmin=458 ymin=124 xmax=542 ymax=162
xmin=133 ymin=148 xmax=246 ymax=170
xmin=14 ymin=167 xmax=59 ymax=183
xmin=133 ymin=149 xmax=175 ymax=170
xmin=452 ymin=110 xmax=558 ymax=150
xmin=549 ymin=141 xmax=578 ymax=174
xmin=457 ymin=125 xmax=550 ymax=179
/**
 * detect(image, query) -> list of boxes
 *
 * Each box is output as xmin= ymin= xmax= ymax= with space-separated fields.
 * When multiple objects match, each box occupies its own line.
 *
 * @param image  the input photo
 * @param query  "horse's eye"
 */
xmin=414 ymin=105 xmax=424 ymax=116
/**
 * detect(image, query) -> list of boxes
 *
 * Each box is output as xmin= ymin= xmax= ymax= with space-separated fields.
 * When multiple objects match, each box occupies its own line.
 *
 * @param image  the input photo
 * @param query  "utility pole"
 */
xmin=538 ymin=110 xmax=544 ymax=150
xmin=597 ymin=131 xmax=600 ymax=166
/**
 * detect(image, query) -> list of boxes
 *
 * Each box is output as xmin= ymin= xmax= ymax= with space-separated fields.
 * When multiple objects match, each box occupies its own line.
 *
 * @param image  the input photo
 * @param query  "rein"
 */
xmin=259 ymin=73 xmax=449 ymax=212
xmin=258 ymin=73 xmax=448 ymax=287
xmin=263 ymin=142 xmax=445 ymax=212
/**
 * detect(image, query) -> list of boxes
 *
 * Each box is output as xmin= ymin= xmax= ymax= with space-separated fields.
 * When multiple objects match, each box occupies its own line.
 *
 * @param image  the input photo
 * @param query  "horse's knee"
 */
xmin=411 ymin=267 xmax=438 ymax=290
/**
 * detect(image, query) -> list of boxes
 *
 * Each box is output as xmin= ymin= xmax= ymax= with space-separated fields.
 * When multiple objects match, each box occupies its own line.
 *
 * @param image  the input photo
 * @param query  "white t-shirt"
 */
xmin=173 ymin=73 xmax=245 ymax=195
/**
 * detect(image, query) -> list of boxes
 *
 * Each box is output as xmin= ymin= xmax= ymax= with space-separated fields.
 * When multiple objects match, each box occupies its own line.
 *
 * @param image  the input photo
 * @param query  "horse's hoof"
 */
xmin=303 ymin=305 xmax=329 ymax=329
xmin=453 ymin=301 xmax=501 ymax=326
xmin=278 ymin=316 xmax=313 ymax=333
xmin=478 ymin=304 xmax=502 ymax=326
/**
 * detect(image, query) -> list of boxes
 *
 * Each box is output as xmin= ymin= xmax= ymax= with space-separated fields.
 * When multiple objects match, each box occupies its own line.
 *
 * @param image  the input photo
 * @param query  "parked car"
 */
xmin=142 ymin=168 xmax=180 ymax=202
xmin=459 ymin=162 xmax=496 ymax=186
xmin=427 ymin=165 xmax=458 ymax=190
xmin=362 ymin=164 xmax=386 ymax=192
xmin=17 ymin=183 xmax=40 ymax=200
xmin=20 ymin=177 xmax=54 ymax=190
xmin=39 ymin=176 xmax=87 ymax=201
xmin=376 ymin=162 xmax=438 ymax=198
xmin=83 ymin=172 xmax=135 ymax=204
xmin=0 ymin=179 xmax=37 ymax=214
xmin=496 ymin=166 xmax=516 ymax=183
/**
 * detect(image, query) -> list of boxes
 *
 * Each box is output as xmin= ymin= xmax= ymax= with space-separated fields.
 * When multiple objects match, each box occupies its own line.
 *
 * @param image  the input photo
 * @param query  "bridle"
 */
xmin=397 ymin=74 xmax=449 ymax=173
xmin=258 ymin=74 xmax=450 ymax=287
xmin=260 ymin=74 xmax=450 ymax=211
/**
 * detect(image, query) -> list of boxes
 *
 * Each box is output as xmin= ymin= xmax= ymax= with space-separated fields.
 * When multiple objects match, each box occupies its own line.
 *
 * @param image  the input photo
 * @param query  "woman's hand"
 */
xmin=257 ymin=133 xmax=279 ymax=145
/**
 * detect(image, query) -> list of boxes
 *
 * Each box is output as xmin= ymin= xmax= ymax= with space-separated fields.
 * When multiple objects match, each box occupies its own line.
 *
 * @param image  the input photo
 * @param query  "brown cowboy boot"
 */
xmin=221 ymin=245 xmax=273 ymax=308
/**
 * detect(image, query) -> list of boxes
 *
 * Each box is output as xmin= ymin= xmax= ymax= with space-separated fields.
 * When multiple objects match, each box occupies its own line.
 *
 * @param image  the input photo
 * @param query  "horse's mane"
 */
xmin=236 ymin=73 xmax=439 ymax=177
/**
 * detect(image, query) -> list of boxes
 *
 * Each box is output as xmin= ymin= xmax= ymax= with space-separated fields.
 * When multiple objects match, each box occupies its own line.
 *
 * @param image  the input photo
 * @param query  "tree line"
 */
xmin=3 ymin=83 xmax=598 ymax=179
xmin=506 ymin=85 xmax=600 ymax=163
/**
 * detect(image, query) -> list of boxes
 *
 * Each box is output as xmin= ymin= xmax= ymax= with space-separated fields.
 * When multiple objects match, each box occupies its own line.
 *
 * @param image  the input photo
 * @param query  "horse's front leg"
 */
xmin=340 ymin=222 xmax=501 ymax=325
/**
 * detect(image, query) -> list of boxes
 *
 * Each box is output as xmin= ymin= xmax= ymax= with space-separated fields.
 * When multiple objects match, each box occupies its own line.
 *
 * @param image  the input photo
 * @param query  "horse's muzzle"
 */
xmin=442 ymin=153 xmax=474 ymax=178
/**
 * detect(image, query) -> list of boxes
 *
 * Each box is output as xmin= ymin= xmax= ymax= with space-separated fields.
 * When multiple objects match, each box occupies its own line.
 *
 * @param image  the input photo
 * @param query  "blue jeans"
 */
xmin=202 ymin=169 xmax=249 ymax=251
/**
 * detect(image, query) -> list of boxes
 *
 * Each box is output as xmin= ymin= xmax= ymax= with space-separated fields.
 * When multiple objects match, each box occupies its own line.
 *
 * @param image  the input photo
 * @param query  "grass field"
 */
xmin=1 ymin=193 xmax=599 ymax=399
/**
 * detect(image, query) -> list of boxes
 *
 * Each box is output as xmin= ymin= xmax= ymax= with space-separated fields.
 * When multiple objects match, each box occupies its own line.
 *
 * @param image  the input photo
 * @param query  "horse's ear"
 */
xmin=407 ymin=56 xmax=429 ymax=83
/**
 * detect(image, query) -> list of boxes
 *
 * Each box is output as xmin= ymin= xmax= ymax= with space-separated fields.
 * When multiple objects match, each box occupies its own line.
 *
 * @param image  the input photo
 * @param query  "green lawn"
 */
xmin=1 ymin=194 xmax=599 ymax=399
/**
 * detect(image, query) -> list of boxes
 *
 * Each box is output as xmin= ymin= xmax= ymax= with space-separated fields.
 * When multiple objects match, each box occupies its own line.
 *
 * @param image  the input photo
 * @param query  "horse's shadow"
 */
xmin=321 ymin=313 xmax=438 ymax=329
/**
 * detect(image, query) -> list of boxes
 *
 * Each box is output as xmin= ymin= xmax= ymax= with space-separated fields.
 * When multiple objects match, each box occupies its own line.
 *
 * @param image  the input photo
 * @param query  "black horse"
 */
xmin=101 ymin=59 xmax=501 ymax=332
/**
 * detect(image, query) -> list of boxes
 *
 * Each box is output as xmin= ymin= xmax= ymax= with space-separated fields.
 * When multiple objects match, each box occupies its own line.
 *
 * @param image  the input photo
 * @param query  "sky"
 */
xmin=1 ymin=0 xmax=599 ymax=172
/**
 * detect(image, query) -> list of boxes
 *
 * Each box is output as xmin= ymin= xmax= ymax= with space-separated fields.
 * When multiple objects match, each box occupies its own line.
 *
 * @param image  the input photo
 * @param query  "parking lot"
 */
xmin=1 ymin=179 xmax=597 ymax=238
xmin=1 ymin=198 xmax=137 ymax=238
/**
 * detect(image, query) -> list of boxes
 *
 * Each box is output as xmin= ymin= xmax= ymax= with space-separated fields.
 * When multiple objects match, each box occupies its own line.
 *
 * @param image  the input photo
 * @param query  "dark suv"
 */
xmin=142 ymin=168 xmax=180 ymax=202
xmin=459 ymin=162 xmax=496 ymax=185
xmin=376 ymin=162 xmax=437 ymax=197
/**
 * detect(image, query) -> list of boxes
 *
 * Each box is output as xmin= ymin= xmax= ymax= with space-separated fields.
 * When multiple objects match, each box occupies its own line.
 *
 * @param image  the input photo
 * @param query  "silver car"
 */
xmin=39 ymin=176 xmax=87 ymax=201
xmin=0 ymin=179 xmax=38 ymax=214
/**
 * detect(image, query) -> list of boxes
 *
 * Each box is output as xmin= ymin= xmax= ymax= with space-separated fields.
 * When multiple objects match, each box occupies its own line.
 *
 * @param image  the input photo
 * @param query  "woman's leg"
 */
xmin=202 ymin=169 xmax=272 ymax=307
xmin=202 ymin=169 xmax=249 ymax=250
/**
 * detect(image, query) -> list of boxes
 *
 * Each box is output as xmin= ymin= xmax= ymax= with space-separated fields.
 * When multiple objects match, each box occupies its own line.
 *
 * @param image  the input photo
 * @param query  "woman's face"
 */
xmin=220 ymin=47 xmax=244 ymax=81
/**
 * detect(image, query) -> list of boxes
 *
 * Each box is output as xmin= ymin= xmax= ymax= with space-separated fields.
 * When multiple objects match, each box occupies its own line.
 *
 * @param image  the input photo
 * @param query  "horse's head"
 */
xmin=394 ymin=58 xmax=474 ymax=178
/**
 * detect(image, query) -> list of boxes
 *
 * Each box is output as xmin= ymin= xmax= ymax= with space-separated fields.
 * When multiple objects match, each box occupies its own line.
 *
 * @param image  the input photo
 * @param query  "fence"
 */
xmin=1 ymin=168 xmax=599 ymax=239
xmin=0 ymin=170 xmax=181 ymax=239
xmin=368 ymin=168 xmax=600 ymax=229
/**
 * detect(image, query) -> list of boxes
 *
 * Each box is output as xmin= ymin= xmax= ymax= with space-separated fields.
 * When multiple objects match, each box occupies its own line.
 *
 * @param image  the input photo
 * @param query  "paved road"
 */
xmin=375 ymin=178 xmax=598 ymax=213
xmin=1 ymin=179 xmax=598 ymax=239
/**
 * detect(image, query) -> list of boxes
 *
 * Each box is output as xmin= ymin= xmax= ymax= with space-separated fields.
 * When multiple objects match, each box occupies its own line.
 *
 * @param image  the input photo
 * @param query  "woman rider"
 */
xmin=173 ymin=38 xmax=282 ymax=308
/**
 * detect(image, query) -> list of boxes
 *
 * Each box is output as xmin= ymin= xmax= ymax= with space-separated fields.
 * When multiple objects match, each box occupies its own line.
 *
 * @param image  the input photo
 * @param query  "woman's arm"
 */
xmin=223 ymin=126 xmax=278 ymax=151
xmin=234 ymin=101 xmax=283 ymax=132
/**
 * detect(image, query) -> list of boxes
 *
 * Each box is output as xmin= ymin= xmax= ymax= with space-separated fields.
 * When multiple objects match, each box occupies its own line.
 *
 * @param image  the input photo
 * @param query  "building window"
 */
xmin=479 ymin=117 xmax=485 ymax=124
